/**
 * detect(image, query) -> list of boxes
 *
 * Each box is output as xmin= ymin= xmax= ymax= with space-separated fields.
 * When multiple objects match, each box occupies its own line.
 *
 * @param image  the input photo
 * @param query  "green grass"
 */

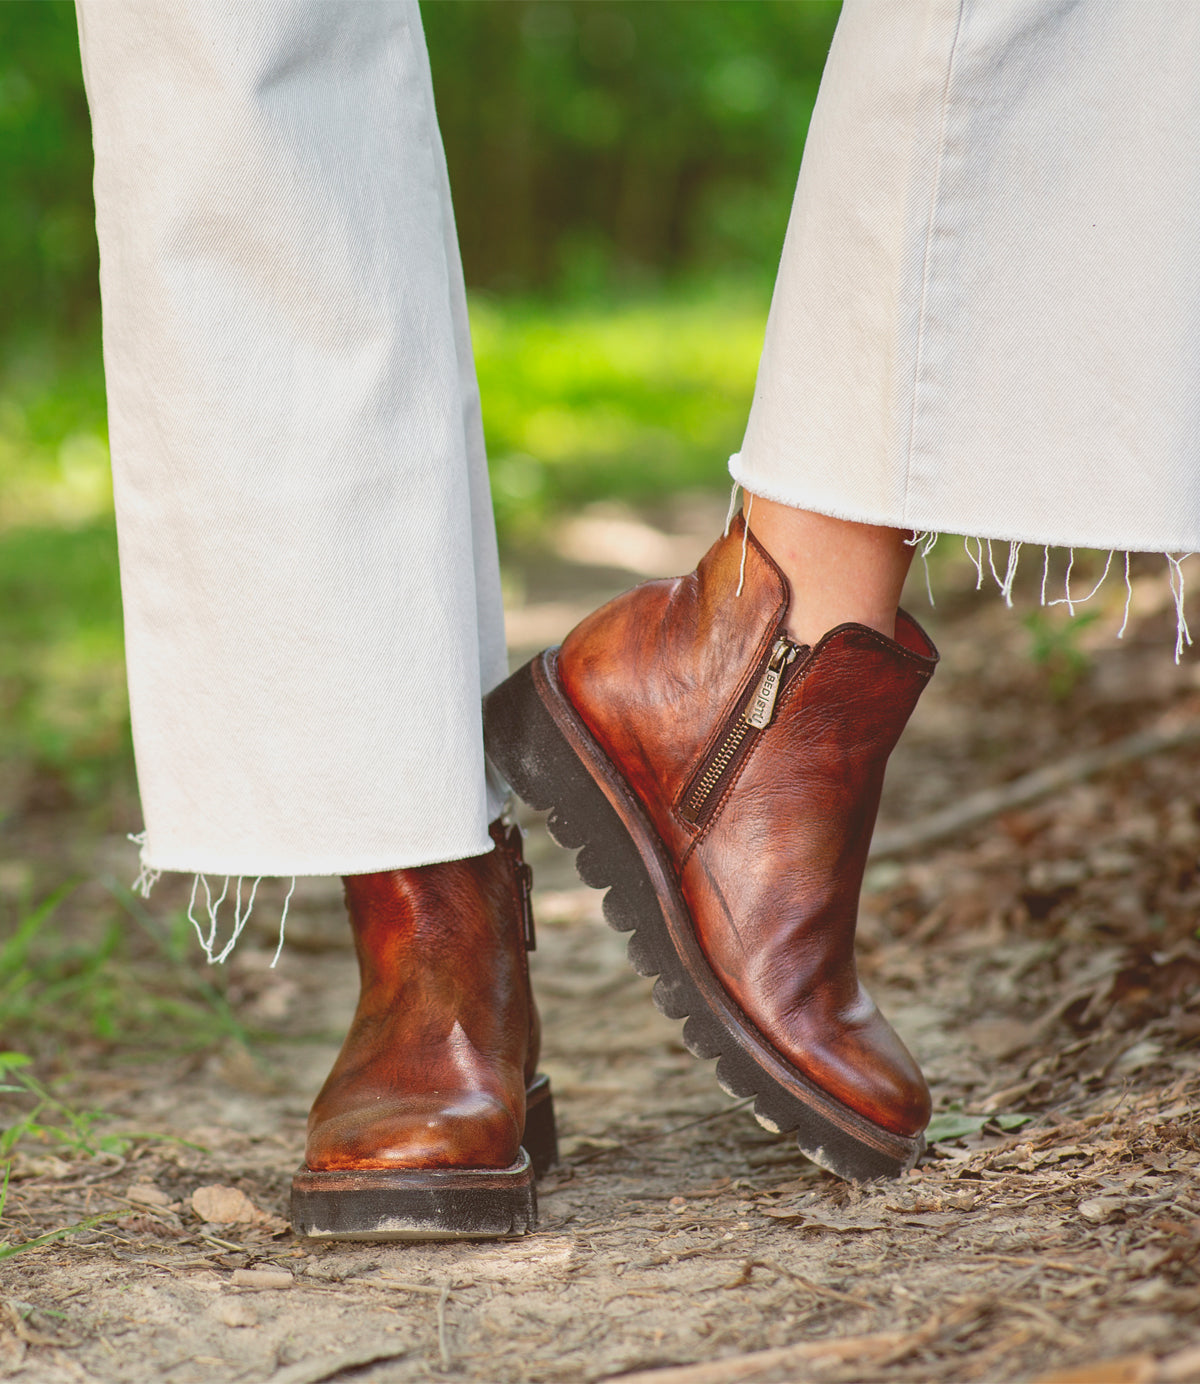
xmin=0 ymin=1051 xmax=132 ymax=1162
xmin=0 ymin=1049 xmax=149 ymax=1263
xmin=0 ymin=880 xmax=254 ymax=1055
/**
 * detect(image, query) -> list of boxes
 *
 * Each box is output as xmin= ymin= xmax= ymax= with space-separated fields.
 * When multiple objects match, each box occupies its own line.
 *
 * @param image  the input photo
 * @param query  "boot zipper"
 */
xmin=517 ymin=859 xmax=536 ymax=952
xmin=501 ymin=821 xmax=537 ymax=951
xmin=679 ymin=636 xmax=802 ymax=827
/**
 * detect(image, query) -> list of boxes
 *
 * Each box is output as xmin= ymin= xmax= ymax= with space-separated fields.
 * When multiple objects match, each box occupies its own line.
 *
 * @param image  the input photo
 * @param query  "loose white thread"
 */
xmin=792 ymin=528 xmax=1189 ymax=652
xmin=985 ymin=539 xmax=1002 ymax=591
xmin=184 ymin=872 xmax=291 ymax=965
xmin=723 ymin=480 xmax=741 ymax=537
xmin=1048 ymin=548 xmax=1113 ymax=616
xmin=198 ymin=874 xmax=230 ymax=960
xmin=210 ymin=875 xmax=261 ymax=965
xmin=963 ymin=536 xmax=984 ymax=589
xmin=906 ymin=530 xmax=939 ymax=607
xmin=133 ymin=866 xmax=161 ymax=898
xmin=187 ymin=873 xmax=235 ymax=964
xmin=1118 ymin=550 xmax=1133 ymax=639
xmin=1061 ymin=548 xmax=1077 ymax=614
xmin=127 ymin=832 xmax=161 ymax=898
xmin=999 ymin=541 xmax=1022 ymax=607
xmin=187 ymin=873 xmax=208 ymax=959
xmin=270 ymin=877 xmax=297 ymax=969
xmin=736 ymin=492 xmax=754 ymax=597
xmin=1166 ymin=553 xmax=1194 ymax=664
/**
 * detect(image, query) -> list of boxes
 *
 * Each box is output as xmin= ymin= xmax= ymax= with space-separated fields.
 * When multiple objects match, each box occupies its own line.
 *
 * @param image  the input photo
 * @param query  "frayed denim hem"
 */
xmin=726 ymin=468 xmax=1195 ymax=664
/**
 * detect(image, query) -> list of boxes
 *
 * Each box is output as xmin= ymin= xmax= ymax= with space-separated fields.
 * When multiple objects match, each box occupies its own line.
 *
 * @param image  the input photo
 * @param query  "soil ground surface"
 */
xmin=3 ymin=497 xmax=1200 ymax=1384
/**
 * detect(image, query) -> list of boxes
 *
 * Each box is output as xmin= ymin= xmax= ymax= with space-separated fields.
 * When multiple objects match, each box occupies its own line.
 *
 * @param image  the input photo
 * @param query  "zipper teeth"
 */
xmin=685 ymin=718 xmax=750 ymax=817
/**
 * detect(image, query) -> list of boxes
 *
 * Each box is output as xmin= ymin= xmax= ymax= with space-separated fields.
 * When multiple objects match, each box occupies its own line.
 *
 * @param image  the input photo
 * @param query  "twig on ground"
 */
xmin=258 ymin=1347 xmax=411 ymax=1384
xmin=999 ymin=1299 xmax=1085 ymax=1346
xmin=12 ymin=1161 xmax=129 ymax=1194
xmin=605 ymin=1301 xmax=983 ymax=1384
xmin=756 ymin=1260 xmax=875 ymax=1310
xmin=436 ymin=1284 xmax=452 ymax=1371
xmin=342 ymin=1277 xmax=447 ymax=1296
xmin=569 ymin=1098 xmax=755 ymax=1167
xmin=870 ymin=722 xmax=1200 ymax=859
xmin=198 ymin=1233 xmax=245 ymax=1253
xmin=966 ymin=1253 xmax=1105 ymax=1275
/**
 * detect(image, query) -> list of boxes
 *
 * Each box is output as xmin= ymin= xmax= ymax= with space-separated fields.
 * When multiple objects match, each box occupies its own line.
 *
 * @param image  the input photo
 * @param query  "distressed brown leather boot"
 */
xmin=290 ymin=820 xmax=556 ymax=1239
xmin=484 ymin=517 xmax=936 ymax=1180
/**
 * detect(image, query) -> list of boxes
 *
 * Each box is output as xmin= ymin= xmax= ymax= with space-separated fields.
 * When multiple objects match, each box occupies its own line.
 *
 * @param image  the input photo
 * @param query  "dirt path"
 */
xmin=3 ymin=499 xmax=1199 ymax=1384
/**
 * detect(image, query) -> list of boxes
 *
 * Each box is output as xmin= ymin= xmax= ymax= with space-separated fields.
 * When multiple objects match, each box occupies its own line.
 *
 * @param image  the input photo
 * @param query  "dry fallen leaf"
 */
xmin=127 ymin=1183 xmax=172 ymax=1208
xmin=1078 ymin=1196 xmax=1124 ymax=1225
xmin=191 ymin=1184 xmax=261 ymax=1225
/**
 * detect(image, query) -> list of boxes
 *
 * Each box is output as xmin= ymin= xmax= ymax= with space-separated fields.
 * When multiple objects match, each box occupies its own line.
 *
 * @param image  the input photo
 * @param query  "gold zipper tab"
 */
xmin=746 ymin=639 xmax=799 ymax=729
xmin=680 ymin=635 xmax=801 ymax=825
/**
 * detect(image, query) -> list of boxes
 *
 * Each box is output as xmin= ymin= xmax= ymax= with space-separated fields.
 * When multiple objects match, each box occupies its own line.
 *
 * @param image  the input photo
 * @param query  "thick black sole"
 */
xmin=291 ymin=1074 xmax=557 ymax=1241
xmin=483 ymin=652 xmax=924 ymax=1182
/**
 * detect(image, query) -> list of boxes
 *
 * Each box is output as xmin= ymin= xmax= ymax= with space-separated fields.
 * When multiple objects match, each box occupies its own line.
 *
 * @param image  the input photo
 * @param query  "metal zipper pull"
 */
xmin=745 ymin=638 xmax=800 ymax=729
xmin=501 ymin=821 xmax=537 ymax=951
xmin=518 ymin=860 xmax=536 ymax=952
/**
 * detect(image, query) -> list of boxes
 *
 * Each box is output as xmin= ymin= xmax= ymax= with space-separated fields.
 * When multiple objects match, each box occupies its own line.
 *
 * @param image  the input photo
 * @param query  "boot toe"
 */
xmin=847 ymin=1046 xmax=931 ymax=1139
xmin=801 ymin=1016 xmax=931 ymax=1140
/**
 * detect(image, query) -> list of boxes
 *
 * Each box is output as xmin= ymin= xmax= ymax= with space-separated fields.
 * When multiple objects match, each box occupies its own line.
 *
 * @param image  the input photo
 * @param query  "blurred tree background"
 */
xmin=424 ymin=1 xmax=838 ymax=293
xmin=0 ymin=0 xmax=838 ymax=811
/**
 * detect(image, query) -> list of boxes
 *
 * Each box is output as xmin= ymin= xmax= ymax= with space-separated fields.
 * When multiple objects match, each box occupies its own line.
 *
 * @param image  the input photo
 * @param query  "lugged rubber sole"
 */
xmin=483 ymin=651 xmax=924 ymax=1182
xmin=291 ymin=1074 xmax=557 ymax=1241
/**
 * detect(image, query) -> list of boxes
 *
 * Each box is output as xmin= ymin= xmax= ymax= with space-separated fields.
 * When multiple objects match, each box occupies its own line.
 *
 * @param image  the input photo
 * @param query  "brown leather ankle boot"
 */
xmin=290 ymin=820 xmax=556 ymax=1240
xmin=484 ymin=517 xmax=936 ymax=1180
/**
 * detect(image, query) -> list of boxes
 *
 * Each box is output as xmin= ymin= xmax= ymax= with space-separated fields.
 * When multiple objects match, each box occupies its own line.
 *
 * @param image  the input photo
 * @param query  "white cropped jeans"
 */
xmin=77 ymin=0 xmax=1200 ymax=884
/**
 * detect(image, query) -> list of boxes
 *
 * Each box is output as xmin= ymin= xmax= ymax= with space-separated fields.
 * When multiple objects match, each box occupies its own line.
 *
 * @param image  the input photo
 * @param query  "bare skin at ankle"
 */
xmin=745 ymin=495 xmax=914 ymax=647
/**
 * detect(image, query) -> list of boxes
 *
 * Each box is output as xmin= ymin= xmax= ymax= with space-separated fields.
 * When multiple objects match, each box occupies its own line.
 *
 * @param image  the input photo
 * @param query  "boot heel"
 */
xmin=484 ymin=653 xmax=627 ymax=862
xmin=484 ymin=653 xmax=570 ymax=810
xmin=523 ymin=1073 xmax=558 ymax=1176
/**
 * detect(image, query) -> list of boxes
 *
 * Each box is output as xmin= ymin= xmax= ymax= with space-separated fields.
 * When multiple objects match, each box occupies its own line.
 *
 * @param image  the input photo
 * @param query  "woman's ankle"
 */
xmin=744 ymin=494 xmax=914 ymax=646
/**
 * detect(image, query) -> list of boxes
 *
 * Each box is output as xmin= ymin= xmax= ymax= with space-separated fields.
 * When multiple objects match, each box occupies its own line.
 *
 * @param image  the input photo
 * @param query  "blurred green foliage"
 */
xmin=424 ymin=0 xmax=840 ymax=293
xmin=1022 ymin=608 xmax=1101 ymax=702
xmin=0 ymin=2 xmax=96 ymax=347
xmin=475 ymin=283 xmax=766 ymax=537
